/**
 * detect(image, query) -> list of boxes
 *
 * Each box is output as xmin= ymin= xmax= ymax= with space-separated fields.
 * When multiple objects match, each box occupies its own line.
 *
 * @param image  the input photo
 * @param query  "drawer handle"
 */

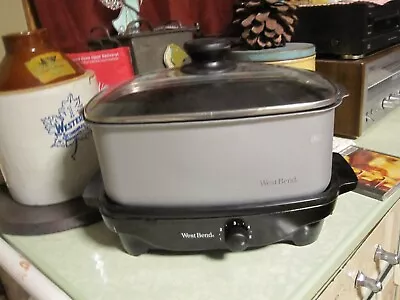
xmin=374 ymin=244 xmax=400 ymax=265
xmin=355 ymin=271 xmax=382 ymax=293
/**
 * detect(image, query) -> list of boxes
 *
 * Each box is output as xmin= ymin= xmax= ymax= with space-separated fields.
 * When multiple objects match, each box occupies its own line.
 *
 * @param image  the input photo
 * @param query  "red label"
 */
xmin=67 ymin=47 xmax=134 ymax=90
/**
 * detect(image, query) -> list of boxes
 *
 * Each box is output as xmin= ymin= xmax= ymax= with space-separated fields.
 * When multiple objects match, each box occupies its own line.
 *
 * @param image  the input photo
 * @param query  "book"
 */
xmin=340 ymin=145 xmax=400 ymax=201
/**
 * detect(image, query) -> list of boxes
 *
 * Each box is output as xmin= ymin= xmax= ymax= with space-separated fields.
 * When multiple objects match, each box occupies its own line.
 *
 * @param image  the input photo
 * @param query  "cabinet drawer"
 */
xmin=373 ymin=267 xmax=397 ymax=300
xmin=318 ymin=199 xmax=400 ymax=300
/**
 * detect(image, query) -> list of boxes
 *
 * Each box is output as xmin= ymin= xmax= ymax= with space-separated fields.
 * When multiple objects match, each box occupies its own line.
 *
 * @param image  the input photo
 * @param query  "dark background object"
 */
xmin=88 ymin=24 xmax=196 ymax=75
xmin=0 ymin=185 xmax=101 ymax=236
xmin=292 ymin=1 xmax=400 ymax=58
xmin=31 ymin=0 xmax=119 ymax=53
xmin=30 ymin=0 xmax=236 ymax=53
xmin=316 ymin=43 xmax=400 ymax=138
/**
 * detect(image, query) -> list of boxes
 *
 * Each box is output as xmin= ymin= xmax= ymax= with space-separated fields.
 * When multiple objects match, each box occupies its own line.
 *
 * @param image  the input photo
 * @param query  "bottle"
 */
xmin=0 ymin=28 xmax=99 ymax=206
xmin=0 ymin=28 xmax=84 ymax=91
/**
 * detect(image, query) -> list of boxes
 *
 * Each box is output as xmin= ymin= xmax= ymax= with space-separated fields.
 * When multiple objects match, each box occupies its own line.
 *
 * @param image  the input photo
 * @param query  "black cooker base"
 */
xmin=84 ymin=153 xmax=357 ymax=257
xmin=116 ymin=220 xmax=325 ymax=256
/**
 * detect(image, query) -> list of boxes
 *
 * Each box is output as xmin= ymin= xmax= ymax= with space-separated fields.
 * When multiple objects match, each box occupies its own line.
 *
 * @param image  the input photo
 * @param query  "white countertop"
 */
xmin=2 ymin=108 xmax=400 ymax=300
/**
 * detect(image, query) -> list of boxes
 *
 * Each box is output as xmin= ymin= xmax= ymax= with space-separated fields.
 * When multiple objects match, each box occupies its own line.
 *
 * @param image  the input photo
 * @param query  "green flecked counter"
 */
xmin=2 ymin=108 xmax=400 ymax=300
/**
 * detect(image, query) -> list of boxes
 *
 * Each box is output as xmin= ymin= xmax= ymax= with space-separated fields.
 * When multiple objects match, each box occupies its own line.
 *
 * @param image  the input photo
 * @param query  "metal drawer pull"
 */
xmin=374 ymin=245 xmax=400 ymax=265
xmin=355 ymin=271 xmax=382 ymax=293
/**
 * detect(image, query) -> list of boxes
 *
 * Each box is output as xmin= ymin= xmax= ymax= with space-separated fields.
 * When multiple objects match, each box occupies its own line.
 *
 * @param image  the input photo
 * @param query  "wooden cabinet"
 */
xmin=318 ymin=200 xmax=400 ymax=300
xmin=378 ymin=268 xmax=398 ymax=300
xmin=0 ymin=268 xmax=30 ymax=300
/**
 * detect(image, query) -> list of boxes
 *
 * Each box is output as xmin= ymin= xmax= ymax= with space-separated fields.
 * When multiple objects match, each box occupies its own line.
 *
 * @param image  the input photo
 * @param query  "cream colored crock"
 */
xmin=0 ymin=71 xmax=99 ymax=205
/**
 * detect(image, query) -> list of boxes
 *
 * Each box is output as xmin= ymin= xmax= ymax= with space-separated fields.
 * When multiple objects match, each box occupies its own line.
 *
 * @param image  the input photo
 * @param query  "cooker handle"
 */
xmin=181 ymin=38 xmax=236 ymax=75
xmin=332 ymin=152 xmax=358 ymax=195
xmin=335 ymin=83 xmax=349 ymax=100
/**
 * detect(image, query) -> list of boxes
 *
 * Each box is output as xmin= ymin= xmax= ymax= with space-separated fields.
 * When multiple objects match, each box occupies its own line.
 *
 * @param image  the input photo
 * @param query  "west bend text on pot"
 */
xmin=260 ymin=176 xmax=298 ymax=187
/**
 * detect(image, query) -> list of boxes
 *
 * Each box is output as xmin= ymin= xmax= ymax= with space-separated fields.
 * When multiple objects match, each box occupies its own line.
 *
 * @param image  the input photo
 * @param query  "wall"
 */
xmin=0 ymin=0 xmax=27 ymax=59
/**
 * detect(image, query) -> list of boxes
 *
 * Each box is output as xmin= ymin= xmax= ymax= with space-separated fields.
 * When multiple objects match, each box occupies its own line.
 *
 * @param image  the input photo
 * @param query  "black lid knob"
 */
xmin=181 ymin=38 xmax=236 ymax=75
xmin=225 ymin=219 xmax=250 ymax=252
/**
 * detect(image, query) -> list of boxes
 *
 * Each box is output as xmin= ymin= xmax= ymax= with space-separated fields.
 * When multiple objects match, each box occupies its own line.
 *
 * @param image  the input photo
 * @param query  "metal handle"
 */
xmin=89 ymin=26 xmax=122 ymax=47
xmin=332 ymin=153 xmax=358 ymax=195
xmin=334 ymin=83 xmax=349 ymax=100
xmin=355 ymin=271 xmax=382 ymax=293
xmin=125 ymin=19 xmax=154 ymax=35
xmin=374 ymin=244 xmax=400 ymax=265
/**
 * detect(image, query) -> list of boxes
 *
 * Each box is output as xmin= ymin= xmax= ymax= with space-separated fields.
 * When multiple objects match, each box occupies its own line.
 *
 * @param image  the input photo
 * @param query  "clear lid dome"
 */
xmin=84 ymin=38 xmax=341 ymax=124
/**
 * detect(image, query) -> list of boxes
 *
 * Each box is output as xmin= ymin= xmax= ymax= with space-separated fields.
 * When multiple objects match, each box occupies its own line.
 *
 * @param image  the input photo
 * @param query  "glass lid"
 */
xmin=84 ymin=38 xmax=341 ymax=125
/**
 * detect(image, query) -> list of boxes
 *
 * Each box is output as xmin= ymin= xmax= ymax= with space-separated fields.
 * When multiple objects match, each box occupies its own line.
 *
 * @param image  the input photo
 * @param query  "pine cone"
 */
xmin=233 ymin=0 xmax=298 ymax=50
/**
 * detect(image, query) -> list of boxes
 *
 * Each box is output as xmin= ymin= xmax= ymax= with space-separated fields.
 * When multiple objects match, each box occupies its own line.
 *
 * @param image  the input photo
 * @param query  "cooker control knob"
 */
xmin=382 ymin=95 xmax=400 ymax=109
xmin=224 ymin=219 xmax=250 ymax=252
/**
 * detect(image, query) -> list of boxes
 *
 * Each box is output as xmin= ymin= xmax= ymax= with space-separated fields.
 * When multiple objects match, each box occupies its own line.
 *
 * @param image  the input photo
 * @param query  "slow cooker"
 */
xmin=83 ymin=38 xmax=357 ymax=256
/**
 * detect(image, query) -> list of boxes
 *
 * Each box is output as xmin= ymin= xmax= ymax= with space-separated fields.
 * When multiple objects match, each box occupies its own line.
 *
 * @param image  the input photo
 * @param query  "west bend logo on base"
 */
xmin=41 ymin=93 xmax=91 ymax=159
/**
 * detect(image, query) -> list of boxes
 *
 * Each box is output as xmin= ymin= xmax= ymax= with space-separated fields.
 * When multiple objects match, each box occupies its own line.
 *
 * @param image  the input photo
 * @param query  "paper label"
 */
xmin=66 ymin=47 xmax=134 ymax=90
xmin=25 ymin=52 xmax=76 ymax=84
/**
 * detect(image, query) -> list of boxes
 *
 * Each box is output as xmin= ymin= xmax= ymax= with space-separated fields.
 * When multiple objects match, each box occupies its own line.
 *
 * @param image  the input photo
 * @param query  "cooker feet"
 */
xmin=290 ymin=221 xmax=324 ymax=246
xmin=119 ymin=234 xmax=150 ymax=256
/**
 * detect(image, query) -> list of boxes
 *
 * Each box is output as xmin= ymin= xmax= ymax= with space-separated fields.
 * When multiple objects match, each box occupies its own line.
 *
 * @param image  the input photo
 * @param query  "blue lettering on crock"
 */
xmin=41 ymin=93 xmax=91 ymax=159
